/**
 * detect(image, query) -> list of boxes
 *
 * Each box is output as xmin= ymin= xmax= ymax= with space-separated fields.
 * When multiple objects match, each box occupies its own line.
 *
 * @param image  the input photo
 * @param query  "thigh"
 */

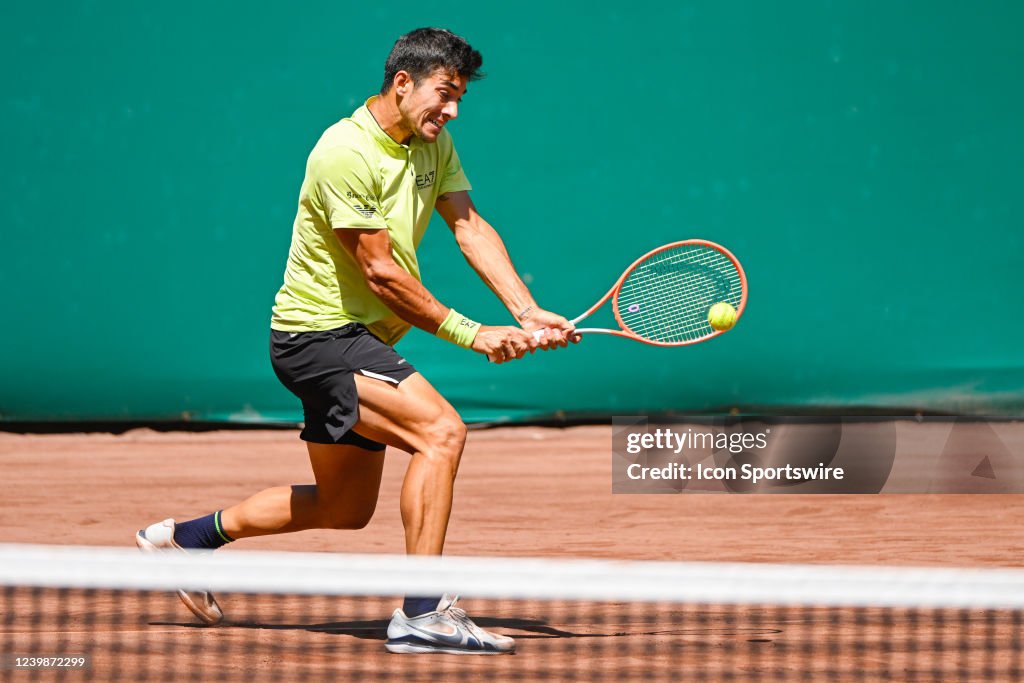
xmin=307 ymin=442 xmax=386 ymax=514
xmin=352 ymin=372 xmax=461 ymax=455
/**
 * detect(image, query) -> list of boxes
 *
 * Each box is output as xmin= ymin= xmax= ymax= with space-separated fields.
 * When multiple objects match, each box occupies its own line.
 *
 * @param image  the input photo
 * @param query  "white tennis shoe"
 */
xmin=135 ymin=518 xmax=224 ymax=626
xmin=385 ymin=594 xmax=515 ymax=655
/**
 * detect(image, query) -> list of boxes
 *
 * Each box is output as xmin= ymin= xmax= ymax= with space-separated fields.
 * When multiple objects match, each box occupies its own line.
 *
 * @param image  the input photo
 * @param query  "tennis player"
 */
xmin=136 ymin=27 xmax=576 ymax=655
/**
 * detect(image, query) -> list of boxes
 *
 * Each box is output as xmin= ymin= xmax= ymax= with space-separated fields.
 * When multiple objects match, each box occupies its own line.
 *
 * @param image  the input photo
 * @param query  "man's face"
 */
xmin=396 ymin=70 xmax=467 ymax=143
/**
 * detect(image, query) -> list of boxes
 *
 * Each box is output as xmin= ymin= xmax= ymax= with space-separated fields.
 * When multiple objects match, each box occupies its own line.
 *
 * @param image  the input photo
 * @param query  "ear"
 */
xmin=393 ymin=71 xmax=414 ymax=97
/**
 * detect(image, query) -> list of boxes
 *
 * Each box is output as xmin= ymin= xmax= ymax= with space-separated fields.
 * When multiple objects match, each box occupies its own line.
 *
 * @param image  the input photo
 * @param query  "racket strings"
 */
xmin=616 ymin=246 xmax=744 ymax=343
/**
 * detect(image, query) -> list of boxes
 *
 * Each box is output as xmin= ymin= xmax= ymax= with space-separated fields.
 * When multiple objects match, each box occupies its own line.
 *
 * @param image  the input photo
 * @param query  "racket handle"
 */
xmin=486 ymin=328 xmax=561 ymax=363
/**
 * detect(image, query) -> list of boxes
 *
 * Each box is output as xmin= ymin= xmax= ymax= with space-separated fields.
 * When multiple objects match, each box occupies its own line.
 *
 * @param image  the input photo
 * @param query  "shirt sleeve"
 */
xmin=437 ymin=131 xmax=472 ymax=195
xmin=311 ymin=145 xmax=387 ymax=230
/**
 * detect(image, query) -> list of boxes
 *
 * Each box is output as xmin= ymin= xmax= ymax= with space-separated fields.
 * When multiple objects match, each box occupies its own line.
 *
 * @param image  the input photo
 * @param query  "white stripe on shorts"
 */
xmin=359 ymin=369 xmax=400 ymax=384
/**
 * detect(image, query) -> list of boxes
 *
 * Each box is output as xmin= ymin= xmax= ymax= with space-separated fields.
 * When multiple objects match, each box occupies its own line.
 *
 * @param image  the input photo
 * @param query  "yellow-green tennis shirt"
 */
xmin=270 ymin=96 xmax=472 ymax=345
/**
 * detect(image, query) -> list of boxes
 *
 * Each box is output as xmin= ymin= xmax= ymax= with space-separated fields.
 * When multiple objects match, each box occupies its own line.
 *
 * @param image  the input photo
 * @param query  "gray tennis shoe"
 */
xmin=385 ymin=594 xmax=515 ymax=654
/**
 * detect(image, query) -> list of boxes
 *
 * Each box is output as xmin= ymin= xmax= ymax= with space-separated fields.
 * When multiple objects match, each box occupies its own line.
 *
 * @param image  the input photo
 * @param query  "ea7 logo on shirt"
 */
xmin=416 ymin=170 xmax=436 ymax=190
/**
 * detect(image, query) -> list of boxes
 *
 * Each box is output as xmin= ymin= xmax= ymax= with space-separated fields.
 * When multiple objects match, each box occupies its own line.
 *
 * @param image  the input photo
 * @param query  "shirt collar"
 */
xmin=355 ymin=96 xmax=418 ymax=152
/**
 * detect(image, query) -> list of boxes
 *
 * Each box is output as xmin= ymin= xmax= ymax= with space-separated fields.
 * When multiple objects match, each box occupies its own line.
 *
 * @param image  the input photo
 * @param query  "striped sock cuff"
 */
xmin=213 ymin=510 xmax=235 ymax=544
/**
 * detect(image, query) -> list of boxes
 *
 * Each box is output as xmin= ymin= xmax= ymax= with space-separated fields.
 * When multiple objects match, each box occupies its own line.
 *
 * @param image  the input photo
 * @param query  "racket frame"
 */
xmin=572 ymin=239 xmax=747 ymax=346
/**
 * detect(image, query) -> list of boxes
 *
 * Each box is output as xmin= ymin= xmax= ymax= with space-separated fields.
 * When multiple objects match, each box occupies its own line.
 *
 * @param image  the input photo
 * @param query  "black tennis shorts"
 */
xmin=270 ymin=323 xmax=417 ymax=450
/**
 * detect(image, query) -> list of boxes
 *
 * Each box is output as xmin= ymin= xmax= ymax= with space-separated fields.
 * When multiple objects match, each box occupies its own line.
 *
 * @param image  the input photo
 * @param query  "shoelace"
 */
xmin=441 ymin=603 xmax=488 ymax=639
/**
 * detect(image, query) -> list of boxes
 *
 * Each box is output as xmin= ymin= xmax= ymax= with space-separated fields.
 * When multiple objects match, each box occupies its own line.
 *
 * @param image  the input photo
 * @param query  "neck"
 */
xmin=367 ymin=94 xmax=412 ymax=145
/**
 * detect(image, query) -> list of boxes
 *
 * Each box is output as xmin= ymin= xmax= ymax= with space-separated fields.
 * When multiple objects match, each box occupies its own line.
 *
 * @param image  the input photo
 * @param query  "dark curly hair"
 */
xmin=380 ymin=28 xmax=484 ymax=94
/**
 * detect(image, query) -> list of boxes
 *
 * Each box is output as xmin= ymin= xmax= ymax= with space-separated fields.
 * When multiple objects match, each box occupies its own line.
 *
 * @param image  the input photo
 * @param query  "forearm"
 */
xmin=454 ymin=219 xmax=536 ymax=323
xmin=365 ymin=255 xmax=525 ymax=357
xmin=333 ymin=224 xmax=491 ymax=351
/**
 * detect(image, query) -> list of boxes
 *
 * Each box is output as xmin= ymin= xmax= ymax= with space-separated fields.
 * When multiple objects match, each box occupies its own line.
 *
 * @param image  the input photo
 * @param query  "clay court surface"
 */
xmin=1 ymin=424 xmax=1022 ymax=680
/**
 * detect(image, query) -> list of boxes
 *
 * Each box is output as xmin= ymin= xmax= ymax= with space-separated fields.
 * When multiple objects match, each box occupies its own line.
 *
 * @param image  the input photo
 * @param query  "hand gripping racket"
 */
xmin=553 ymin=240 xmax=748 ymax=346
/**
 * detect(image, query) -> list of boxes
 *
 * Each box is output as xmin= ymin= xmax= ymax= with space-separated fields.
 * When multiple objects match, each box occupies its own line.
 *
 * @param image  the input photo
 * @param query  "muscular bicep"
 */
xmin=333 ymin=227 xmax=396 ymax=282
xmin=435 ymin=190 xmax=477 ymax=231
xmin=333 ymin=227 xmax=448 ymax=331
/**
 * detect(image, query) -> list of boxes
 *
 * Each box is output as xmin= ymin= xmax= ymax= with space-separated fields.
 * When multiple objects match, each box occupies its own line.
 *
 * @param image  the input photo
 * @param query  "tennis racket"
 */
xmin=547 ymin=240 xmax=747 ymax=346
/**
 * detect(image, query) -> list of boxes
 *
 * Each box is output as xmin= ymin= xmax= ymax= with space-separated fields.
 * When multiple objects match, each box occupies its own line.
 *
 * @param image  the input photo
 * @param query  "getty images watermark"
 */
xmin=622 ymin=424 xmax=844 ymax=485
xmin=611 ymin=416 xmax=1024 ymax=494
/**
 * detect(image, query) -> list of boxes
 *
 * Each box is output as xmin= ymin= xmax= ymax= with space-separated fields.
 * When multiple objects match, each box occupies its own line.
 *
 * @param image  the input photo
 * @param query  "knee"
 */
xmin=421 ymin=413 xmax=467 ymax=460
xmin=428 ymin=417 xmax=468 ymax=454
xmin=341 ymin=511 xmax=374 ymax=530
xmin=316 ymin=494 xmax=377 ymax=530
xmin=321 ymin=506 xmax=376 ymax=530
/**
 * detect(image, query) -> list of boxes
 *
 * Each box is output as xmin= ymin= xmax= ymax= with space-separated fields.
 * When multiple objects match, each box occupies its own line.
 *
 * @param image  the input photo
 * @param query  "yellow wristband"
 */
xmin=436 ymin=309 xmax=481 ymax=349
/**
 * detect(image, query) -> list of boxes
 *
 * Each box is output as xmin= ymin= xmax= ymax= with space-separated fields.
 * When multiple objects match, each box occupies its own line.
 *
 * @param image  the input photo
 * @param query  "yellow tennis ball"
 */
xmin=708 ymin=302 xmax=738 ymax=331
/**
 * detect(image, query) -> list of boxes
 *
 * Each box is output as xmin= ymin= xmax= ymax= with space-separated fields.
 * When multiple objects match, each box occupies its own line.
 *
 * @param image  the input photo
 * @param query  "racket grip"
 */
xmin=486 ymin=328 xmax=549 ymax=363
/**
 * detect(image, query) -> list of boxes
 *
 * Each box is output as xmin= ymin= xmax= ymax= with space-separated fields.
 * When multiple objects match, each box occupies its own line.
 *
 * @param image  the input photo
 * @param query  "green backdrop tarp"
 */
xmin=2 ymin=2 xmax=1022 ymax=422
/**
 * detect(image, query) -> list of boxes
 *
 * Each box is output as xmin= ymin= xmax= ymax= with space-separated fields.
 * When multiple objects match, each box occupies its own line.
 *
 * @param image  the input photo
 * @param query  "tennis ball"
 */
xmin=708 ymin=302 xmax=738 ymax=331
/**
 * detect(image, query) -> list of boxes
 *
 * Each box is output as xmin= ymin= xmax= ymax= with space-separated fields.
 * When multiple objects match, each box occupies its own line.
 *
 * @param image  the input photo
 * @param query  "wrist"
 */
xmin=516 ymin=304 xmax=536 ymax=323
xmin=436 ymin=308 xmax=482 ymax=348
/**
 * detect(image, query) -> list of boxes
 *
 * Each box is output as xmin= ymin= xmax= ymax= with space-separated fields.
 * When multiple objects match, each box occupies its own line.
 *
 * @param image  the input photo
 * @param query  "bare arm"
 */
xmin=436 ymin=191 xmax=578 ymax=345
xmin=334 ymin=227 xmax=449 ymax=333
xmin=333 ymin=227 xmax=533 ymax=362
xmin=435 ymin=191 xmax=536 ymax=324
